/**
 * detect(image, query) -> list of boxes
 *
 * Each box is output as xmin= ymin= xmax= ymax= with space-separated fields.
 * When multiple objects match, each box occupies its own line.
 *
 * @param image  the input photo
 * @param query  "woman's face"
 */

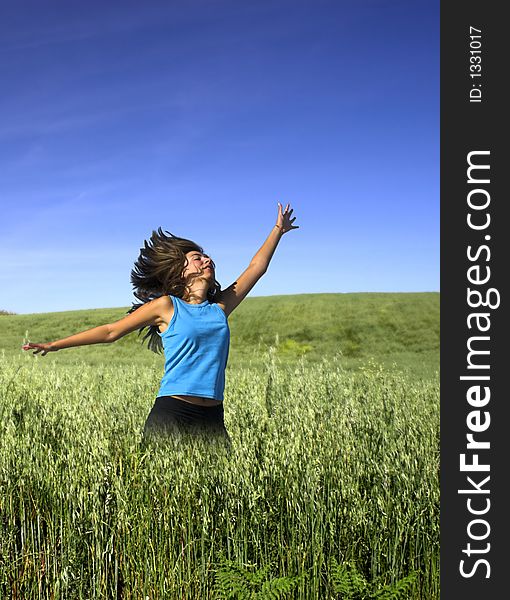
xmin=182 ymin=250 xmax=215 ymax=285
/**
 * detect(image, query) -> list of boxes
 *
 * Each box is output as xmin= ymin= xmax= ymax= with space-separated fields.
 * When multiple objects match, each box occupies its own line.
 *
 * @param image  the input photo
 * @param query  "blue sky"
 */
xmin=0 ymin=0 xmax=439 ymax=314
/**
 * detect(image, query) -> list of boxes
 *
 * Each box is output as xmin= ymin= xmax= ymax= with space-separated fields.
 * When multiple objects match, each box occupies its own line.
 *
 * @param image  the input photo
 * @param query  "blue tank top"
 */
xmin=156 ymin=295 xmax=230 ymax=401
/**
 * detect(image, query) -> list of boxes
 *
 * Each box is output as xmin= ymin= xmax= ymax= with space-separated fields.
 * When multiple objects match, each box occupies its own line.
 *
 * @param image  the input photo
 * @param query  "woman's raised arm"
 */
xmin=22 ymin=296 xmax=169 ymax=356
xmin=217 ymin=202 xmax=299 ymax=317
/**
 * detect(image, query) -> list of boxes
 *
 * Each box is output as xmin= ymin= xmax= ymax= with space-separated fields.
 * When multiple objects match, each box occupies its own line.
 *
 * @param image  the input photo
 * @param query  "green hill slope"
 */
xmin=1 ymin=292 xmax=439 ymax=378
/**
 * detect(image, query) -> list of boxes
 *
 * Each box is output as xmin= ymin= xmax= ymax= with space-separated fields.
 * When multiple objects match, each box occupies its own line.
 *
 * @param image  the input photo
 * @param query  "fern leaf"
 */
xmin=214 ymin=572 xmax=252 ymax=599
xmin=249 ymin=563 xmax=273 ymax=585
xmin=258 ymin=574 xmax=301 ymax=599
xmin=214 ymin=559 xmax=256 ymax=599
xmin=329 ymin=558 xmax=369 ymax=599
xmin=372 ymin=571 xmax=418 ymax=599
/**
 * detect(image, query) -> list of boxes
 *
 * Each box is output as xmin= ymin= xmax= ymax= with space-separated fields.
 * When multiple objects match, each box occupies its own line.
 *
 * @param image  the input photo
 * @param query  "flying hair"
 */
xmin=127 ymin=227 xmax=221 ymax=353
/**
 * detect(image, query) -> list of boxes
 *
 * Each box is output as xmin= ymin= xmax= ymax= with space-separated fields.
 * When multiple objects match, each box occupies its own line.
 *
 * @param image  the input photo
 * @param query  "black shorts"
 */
xmin=142 ymin=395 xmax=231 ymax=447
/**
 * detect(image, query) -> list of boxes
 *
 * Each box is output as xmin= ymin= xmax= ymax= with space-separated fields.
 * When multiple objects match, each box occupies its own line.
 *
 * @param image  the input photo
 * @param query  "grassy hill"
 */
xmin=0 ymin=292 xmax=439 ymax=378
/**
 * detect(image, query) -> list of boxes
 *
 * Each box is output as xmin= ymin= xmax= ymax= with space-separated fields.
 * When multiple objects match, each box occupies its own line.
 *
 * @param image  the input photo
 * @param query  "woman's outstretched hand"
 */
xmin=276 ymin=202 xmax=299 ymax=234
xmin=22 ymin=342 xmax=57 ymax=356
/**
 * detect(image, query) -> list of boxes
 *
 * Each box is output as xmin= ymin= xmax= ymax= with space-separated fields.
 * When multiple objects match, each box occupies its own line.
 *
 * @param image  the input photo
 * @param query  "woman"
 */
xmin=23 ymin=203 xmax=299 ymax=446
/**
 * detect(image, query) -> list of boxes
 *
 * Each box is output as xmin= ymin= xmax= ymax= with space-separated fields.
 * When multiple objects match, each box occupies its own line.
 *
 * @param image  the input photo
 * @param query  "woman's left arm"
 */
xmin=217 ymin=203 xmax=299 ymax=317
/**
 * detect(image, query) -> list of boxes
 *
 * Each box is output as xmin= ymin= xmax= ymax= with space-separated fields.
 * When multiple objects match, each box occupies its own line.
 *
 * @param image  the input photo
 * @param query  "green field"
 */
xmin=1 ymin=292 xmax=439 ymax=378
xmin=0 ymin=293 xmax=439 ymax=598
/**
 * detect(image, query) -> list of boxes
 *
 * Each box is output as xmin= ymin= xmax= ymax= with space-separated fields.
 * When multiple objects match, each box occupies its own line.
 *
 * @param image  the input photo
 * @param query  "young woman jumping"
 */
xmin=23 ymin=203 xmax=299 ymax=446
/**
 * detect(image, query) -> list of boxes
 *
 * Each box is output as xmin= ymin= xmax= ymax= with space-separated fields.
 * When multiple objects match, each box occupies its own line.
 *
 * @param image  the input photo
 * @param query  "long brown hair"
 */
xmin=127 ymin=227 xmax=221 ymax=353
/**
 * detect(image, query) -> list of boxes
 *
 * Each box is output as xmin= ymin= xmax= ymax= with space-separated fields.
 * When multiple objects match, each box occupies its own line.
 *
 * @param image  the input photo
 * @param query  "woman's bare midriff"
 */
xmin=170 ymin=394 xmax=222 ymax=407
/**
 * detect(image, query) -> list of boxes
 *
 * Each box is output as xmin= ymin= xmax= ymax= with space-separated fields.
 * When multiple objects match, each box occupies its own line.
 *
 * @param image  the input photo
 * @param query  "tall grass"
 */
xmin=0 ymin=350 xmax=439 ymax=599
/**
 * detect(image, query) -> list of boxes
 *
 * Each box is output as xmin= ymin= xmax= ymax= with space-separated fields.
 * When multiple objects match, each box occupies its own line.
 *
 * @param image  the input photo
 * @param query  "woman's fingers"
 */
xmin=22 ymin=343 xmax=48 ymax=356
xmin=278 ymin=202 xmax=294 ymax=213
xmin=277 ymin=202 xmax=299 ymax=232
